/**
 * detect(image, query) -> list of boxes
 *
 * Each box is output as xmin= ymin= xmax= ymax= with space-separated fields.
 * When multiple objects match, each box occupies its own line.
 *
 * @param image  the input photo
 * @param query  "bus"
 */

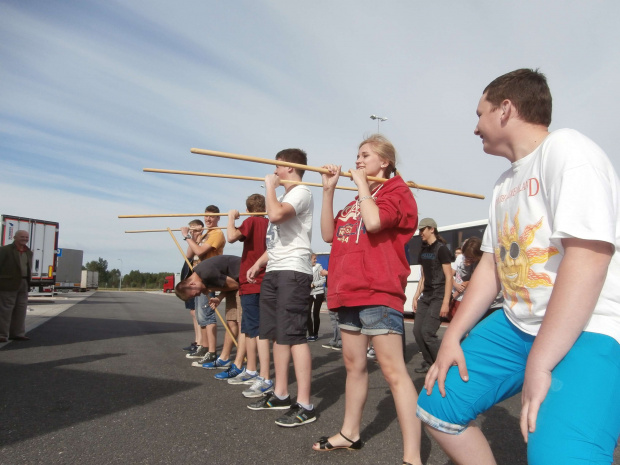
xmin=404 ymin=219 xmax=488 ymax=313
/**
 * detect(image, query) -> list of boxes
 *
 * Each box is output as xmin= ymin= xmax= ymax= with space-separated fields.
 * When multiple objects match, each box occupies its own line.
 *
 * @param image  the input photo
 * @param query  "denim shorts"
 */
xmin=338 ymin=305 xmax=404 ymax=336
xmin=416 ymin=310 xmax=620 ymax=464
xmin=184 ymin=297 xmax=196 ymax=311
xmin=196 ymin=293 xmax=216 ymax=326
xmin=240 ymin=293 xmax=260 ymax=338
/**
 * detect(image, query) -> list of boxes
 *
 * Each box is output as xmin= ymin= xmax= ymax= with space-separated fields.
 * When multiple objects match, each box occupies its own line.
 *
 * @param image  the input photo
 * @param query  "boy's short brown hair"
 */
xmin=276 ymin=148 xmax=307 ymax=178
xmin=483 ymin=68 xmax=552 ymax=127
xmin=189 ymin=219 xmax=204 ymax=227
xmin=246 ymin=194 xmax=265 ymax=213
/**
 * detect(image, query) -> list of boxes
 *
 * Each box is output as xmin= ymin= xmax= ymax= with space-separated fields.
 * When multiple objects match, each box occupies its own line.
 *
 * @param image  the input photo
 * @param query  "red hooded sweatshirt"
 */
xmin=327 ymin=175 xmax=418 ymax=313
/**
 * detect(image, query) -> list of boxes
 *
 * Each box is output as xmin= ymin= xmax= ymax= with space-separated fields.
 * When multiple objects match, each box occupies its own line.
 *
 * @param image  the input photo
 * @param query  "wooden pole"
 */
xmin=166 ymin=228 xmax=238 ymax=347
xmin=125 ymin=227 xmax=226 ymax=233
xmin=190 ymin=147 xmax=485 ymax=199
xmin=143 ymin=168 xmax=357 ymax=191
xmin=119 ymin=212 xmax=265 ymax=219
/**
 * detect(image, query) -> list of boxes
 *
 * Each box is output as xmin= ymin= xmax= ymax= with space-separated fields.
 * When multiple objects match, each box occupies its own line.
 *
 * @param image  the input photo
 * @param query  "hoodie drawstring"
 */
xmin=355 ymin=185 xmax=383 ymax=244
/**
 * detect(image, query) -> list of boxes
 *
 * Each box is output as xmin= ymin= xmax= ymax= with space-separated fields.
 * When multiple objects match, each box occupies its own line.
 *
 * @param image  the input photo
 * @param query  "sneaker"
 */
xmin=321 ymin=343 xmax=342 ymax=351
xmin=202 ymin=357 xmax=231 ymax=370
xmin=366 ymin=347 xmax=376 ymax=359
xmin=247 ymin=391 xmax=291 ymax=410
xmin=191 ymin=351 xmax=217 ymax=367
xmin=228 ymin=368 xmax=258 ymax=385
xmin=202 ymin=351 xmax=218 ymax=363
xmin=274 ymin=403 xmax=317 ymax=427
xmin=414 ymin=363 xmax=430 ymax=374
xmin=306 ymin=335 xmax=318 ymax=342
xmin=242 ymin=377 xmax=274 ymax=398
xmin=214 ymin=363 xmax=243 ymax=380
xmin=186 ymin=346 xmax=208 ymax=359
xmin=183 ymin=342 xmax=197 ymax=351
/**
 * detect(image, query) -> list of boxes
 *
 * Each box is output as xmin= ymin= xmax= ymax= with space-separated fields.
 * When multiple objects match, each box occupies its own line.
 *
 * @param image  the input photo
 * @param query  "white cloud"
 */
xmin=2 ymin=0 xmax=619 ymax=272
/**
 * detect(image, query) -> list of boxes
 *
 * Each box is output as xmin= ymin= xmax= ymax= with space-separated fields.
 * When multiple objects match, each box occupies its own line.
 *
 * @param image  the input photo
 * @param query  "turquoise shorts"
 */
xmin=416 ymin=310 xmax=620 ymax=465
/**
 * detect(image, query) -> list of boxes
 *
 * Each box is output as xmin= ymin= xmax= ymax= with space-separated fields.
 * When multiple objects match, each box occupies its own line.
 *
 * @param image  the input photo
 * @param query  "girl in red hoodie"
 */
xmin=312 ymin=135 xmax=421 ymax=465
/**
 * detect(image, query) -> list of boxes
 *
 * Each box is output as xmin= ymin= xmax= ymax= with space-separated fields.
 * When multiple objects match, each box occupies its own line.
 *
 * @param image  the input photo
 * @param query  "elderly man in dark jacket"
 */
xmin=0 ymin=230 xmax=33 ymax=342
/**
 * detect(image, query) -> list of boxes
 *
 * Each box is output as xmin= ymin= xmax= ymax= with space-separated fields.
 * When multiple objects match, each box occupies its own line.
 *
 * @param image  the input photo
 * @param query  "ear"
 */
xmin=499 ymin=99 xmax=513 ymax=123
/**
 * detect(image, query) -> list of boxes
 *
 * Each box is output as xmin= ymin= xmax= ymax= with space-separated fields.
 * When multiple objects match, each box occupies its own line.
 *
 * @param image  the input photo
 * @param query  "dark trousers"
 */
xmin=413 ymin=290 xmax=443 ymax=366
xmin=0 ymin=279 xmax=29 ymax=339
xmin=306 ymin=293 xmax=324 ymax=337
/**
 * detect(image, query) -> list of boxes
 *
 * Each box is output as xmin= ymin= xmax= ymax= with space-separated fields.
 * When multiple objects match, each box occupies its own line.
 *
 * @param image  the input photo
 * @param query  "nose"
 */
xmin=474 ymin=125 xmax=480 ymax=136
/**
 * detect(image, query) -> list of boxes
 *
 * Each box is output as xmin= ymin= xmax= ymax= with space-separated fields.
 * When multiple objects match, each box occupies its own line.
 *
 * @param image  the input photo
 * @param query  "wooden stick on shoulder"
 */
xmin=125 ymin=227 xmax=226 ymax=233
xmin=190 ymin=148 xmax=485 ymax=199
xmin=119 ymin=212 xmax=265 ymax=219
xmin=143 ymin=168 xmax=357 ymax=191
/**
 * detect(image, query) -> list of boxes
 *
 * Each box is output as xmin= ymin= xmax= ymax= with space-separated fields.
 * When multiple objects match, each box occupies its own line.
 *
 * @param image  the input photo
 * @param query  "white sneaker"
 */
xmin=228 ymin=368 xmax=258 ymax=385
xmin=242 ymin=377 xmax=274 ymax=398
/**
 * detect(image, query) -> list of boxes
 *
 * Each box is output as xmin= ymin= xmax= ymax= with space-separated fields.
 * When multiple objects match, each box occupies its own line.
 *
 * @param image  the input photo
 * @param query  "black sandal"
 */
xmin=314 ymin=431 xmax=362 ymax=451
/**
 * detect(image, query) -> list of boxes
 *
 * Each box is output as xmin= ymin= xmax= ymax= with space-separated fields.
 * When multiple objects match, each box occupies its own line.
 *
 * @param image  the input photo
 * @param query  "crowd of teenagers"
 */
xmin=173 ymin=68 xmax=620 ymax=465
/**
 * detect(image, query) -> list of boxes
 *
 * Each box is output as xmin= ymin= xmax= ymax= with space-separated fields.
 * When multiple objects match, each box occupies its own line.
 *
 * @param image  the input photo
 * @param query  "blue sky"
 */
xmin=2 ymin=0 xmax=619 ymax=274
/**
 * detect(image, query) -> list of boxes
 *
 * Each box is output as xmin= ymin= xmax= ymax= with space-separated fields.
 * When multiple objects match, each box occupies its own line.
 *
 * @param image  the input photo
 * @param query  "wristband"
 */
xmin=183 ymin=233 xmax=192 ymax=240
xmin=358 ymin=195 xmax=374 ymax=203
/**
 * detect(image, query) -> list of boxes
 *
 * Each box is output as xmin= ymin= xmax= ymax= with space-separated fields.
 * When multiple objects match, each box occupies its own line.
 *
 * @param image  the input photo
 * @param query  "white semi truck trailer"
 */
xmin=1 ymin=215 xmax=60 ymax=292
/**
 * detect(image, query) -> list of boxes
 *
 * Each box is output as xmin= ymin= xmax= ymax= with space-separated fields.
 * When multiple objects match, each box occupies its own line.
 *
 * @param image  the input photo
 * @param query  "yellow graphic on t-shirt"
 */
xmin=495 ymin=210 xmax=559 ymax=313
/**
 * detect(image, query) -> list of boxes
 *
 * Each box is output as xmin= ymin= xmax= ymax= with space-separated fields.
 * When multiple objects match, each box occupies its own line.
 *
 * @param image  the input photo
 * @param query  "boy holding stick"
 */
xmin=181 ymin=205 xmax=225 ymax=364
xmin=182 ymin=219 xmax=204 ymax=352
xmin=222 ymin=194 xmax=271 ymax=392
xmin=246 ymin=148 xmax=316 ymax=427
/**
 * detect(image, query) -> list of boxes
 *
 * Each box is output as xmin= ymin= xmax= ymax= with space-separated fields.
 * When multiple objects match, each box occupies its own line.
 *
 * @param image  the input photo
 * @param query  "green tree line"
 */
xmin=83 ymin=257 xmax=173 ymax=289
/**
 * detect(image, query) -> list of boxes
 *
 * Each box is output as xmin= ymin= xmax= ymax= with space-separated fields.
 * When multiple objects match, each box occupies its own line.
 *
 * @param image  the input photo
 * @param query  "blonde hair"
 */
xmin=359 ymin=134 xmax=398 ymax=178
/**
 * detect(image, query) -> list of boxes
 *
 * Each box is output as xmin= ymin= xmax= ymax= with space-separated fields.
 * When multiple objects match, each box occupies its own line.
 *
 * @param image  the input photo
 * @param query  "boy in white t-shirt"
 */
xmin=246 ymin=148 xmax=315 ymax=428
xmin=417 ymin=69 xmax=620 ymax=465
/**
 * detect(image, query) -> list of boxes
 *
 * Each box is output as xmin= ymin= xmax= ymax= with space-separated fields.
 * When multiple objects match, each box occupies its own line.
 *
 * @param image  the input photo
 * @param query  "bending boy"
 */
xmin=176 ymin=255 xmax=241 ymax=371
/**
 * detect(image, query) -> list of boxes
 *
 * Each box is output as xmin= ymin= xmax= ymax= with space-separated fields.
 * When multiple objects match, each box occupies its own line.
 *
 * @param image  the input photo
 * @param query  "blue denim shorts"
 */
xmin=184 ymin=297 xmax=196 ymax=310
xmin=196 ymin=293 xmax=216 ymax=326
xmin=338 ymin=305 xmax=404 ymax=336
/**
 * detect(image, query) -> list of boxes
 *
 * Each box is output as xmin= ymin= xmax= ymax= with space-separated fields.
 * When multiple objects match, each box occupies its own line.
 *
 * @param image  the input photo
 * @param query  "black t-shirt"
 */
xmin=418 ymin=240 xmax=451 ymax=292
xmin=193 ymin=255 xmax=241 ymax=288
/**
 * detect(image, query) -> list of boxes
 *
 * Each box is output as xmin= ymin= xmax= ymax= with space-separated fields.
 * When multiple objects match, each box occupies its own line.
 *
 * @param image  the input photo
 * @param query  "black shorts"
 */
xmin=259 ymin=270 xmax=312 ymax=345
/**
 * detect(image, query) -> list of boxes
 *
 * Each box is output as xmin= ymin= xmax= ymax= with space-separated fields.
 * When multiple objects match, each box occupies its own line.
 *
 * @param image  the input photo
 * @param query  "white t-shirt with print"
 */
xmin=265 ymin=185 xmax=313 ymax=274
xmin=481 ymin=129 xmax=620 ymax=343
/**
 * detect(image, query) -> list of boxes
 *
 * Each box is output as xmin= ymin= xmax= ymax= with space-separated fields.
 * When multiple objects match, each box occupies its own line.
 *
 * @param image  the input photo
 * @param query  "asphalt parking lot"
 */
xmin=1 ymin=291 xmax=617 ymax=464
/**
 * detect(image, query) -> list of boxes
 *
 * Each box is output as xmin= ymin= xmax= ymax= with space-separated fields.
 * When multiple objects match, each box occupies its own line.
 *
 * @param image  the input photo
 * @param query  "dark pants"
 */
xmin=413 ymin=289 xmax=443 ymax=366
xmin=306 ymin=293 xmax=324 ymax=337
xmin=328 ymin=310 xmax=341 ymax=346
xmin=0 ymin=279 xmax=29 ymax=339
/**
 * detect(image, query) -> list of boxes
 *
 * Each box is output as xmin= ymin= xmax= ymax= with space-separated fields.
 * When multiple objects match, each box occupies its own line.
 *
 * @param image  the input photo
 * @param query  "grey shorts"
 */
xmin=259 ymin=270 xmax=312 ymax=345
